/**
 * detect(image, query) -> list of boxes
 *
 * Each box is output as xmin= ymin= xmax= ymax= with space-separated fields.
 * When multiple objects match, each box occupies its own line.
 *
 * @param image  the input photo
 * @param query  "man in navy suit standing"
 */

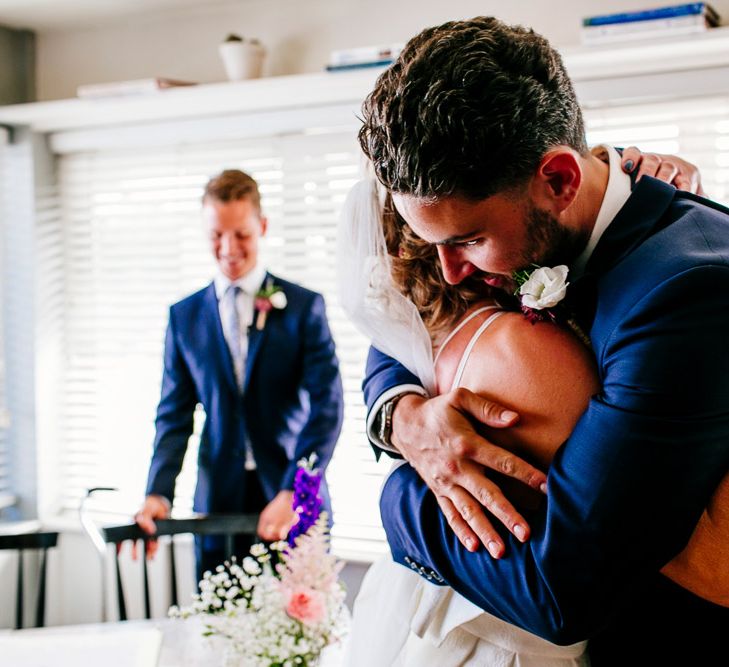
xmin=136 ymin=169 xmax=343 ymax=578
xmin=358 ymin=17 xmax=729 ymax=664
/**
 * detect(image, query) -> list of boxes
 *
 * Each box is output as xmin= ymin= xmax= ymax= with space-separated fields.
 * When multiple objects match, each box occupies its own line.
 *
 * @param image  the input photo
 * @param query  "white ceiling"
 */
xmin=0 ymin=0 xmax=238 ymax=31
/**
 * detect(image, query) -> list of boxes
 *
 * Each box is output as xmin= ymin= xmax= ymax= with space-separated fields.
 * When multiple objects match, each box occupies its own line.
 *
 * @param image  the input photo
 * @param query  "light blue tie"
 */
xmin=225 ymin=285 xmax=244 ymax=391
xmin=225 ymin=285 xmax=256 ymax=470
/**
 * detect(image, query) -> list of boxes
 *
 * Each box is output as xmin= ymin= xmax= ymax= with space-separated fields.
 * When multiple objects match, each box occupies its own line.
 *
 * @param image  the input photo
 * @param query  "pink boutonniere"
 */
xmin=254 ymin=278 xmax=287 ymax=330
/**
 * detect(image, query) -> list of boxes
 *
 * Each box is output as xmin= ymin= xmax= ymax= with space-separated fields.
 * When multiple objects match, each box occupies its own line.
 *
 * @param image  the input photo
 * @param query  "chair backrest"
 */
xmin=0 ymin=531 xmax=59 ymax=629
xmin=100 ymin=515 xmax=258 ymax=621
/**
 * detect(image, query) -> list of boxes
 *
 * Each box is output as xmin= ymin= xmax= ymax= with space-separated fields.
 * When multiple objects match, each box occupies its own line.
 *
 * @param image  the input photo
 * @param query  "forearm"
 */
xmin=382 ymin=399 xmax=729 ymax=643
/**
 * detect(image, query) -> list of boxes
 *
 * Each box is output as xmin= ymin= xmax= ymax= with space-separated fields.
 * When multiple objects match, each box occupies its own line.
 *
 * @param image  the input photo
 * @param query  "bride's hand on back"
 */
xmin=391 ymin=391 xmax=547 ymax=558
xmin=619 ymin=146 xmax=705 ymax=195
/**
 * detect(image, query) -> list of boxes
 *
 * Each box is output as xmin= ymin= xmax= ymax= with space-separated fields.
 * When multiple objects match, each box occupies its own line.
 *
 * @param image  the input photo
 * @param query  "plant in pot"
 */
xmin=219 ymin=33 xmax=266 ymax=81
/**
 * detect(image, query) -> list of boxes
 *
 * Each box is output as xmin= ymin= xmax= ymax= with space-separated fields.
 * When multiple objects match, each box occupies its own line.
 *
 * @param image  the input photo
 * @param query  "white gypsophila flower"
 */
xmin=250 ymin=543 xmax=267 ymax=557
xmin=269 ymin=290 xmax=287 ymax=309
xmin=519 ymin=265 xmax=569 ymax=310
xmin=243 ymin=557 xmax=262 ymax=575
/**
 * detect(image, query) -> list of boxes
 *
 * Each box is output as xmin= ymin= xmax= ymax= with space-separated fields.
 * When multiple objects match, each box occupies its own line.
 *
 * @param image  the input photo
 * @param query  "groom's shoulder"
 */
xmin=593 ymin=193 xmax=729 ymax=333
xmin=665 ymin=191 xmax=729 ymax=259
xmin=269 ymin=274 xmax=324 ymax=309
xmin=634 ymin=191 xmax=729 ymax=277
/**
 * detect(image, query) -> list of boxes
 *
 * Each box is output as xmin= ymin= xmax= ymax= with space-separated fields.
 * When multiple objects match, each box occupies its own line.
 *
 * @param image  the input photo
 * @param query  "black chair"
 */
xmin=0 ymin=530 xmax=58 ymax=629
xmin=80 ymin=488 xmax=258 ymax=621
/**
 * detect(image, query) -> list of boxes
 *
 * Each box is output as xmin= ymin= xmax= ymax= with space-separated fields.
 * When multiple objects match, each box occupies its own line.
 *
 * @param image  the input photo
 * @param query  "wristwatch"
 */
xmin=378 ymin=393 xmax=408 ymax=448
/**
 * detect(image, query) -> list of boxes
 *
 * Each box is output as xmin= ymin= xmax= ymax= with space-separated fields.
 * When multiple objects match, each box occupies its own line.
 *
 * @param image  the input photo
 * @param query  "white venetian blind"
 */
xmin=0 ymin=132 xmax=10 ymax=503
xmin=583 ymin=94 xmax=729 ymax=205
xmin=50 ymin=125 xmax=393 ymax=558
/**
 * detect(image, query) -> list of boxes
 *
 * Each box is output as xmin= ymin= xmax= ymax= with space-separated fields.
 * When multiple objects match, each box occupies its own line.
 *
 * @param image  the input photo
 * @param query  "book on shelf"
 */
xmin=582 ymin=2 xmax=719 ymax=27
xmin=326 ymin=60 xmax=395 ymax=72
xmin=327 ymin=43 xmax=403 ymax=69
xmin=76 ymin=78 xmax=197 ymax=99
xmin=580 ymin=11 xmax=718 ymax=44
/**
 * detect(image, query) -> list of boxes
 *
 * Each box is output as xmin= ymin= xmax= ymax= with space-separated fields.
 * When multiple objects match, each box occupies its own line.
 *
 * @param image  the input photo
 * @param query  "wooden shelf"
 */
xmin=1 ymin=26 xmax=729 ymax=133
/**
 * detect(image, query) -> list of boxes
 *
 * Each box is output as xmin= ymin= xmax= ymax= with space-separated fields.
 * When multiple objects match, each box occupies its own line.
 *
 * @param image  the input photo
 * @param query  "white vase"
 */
xmin=219 ymin=41 xmax=266 ymax=81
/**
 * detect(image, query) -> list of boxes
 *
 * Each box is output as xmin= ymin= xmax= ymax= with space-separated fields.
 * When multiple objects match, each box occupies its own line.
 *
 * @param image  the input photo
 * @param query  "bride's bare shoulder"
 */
xmin=478 ymin=310 xmax=596 ymax=377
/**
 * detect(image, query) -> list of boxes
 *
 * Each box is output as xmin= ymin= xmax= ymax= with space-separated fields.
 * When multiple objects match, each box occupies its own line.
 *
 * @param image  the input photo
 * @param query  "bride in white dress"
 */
xmin=338 ymin=179 xmax=596 ymax=666
xmin=337 ymin=179 xmax=729 ymax=666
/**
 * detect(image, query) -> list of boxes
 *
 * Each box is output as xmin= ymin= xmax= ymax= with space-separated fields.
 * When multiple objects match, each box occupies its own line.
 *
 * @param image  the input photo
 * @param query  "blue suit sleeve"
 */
xmin=380 ymin=265 xmax=729 ymax=644
xmin=145 ymin=309 xmax=198 ymax=503
xmin=280 ymin=294 xmax=344 ymax=490
xmin=362 ymin=346 xmax=422 ymax=410
xmin=362 ymin=346 xmax=424 ymax=460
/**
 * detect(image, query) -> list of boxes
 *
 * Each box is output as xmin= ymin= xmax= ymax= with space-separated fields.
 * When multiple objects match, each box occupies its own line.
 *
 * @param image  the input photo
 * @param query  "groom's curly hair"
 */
xmin=359 ymin=16 xmax=588 ymax=199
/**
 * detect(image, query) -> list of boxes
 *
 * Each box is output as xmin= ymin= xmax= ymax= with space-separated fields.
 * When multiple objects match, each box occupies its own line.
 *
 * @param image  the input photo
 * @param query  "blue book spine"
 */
xmin=325 ymin=60 xmax=394 ymax=72
xmin=583 ymin=3 xmax=714 ymax=27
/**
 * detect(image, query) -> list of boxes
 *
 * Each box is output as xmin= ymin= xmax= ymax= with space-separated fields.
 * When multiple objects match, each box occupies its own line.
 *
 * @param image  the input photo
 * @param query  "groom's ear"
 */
xmin=529 ymin=148 xmax=582 ymax=214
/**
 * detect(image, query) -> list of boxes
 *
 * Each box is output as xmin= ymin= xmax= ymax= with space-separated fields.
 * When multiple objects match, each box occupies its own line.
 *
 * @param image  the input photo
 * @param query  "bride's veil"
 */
xmin=337 ymin=179 xmax=436 ymax=396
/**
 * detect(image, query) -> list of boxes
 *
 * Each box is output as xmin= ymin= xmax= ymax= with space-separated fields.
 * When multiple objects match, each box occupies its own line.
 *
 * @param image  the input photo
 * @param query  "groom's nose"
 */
xmin=437 ymin=246 xmax=476 ymax=284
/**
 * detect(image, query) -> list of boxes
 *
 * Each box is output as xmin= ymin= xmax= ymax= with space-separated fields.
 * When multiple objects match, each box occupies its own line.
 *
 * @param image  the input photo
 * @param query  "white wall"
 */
xmin=36 ymin=0 xmax=729 ymax=101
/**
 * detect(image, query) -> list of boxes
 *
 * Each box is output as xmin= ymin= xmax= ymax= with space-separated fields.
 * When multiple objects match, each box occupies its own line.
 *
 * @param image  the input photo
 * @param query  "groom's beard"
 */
xmin=520 ymin=203 xmax=589 ymax=272
xmin=467 ymin=205 xmax=588 ymax=294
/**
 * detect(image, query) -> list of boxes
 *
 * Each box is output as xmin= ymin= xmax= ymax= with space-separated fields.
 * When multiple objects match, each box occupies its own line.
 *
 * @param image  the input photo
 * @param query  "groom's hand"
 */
xmin=391 ymin=390 xmax=547 ymax=558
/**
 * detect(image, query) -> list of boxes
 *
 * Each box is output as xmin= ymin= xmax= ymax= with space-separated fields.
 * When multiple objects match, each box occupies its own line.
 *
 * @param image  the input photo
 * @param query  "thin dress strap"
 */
xmin=450 ymin=310 xmax=506 ymax=391
xmin=433 ymin=305 xmax=500 ymax=367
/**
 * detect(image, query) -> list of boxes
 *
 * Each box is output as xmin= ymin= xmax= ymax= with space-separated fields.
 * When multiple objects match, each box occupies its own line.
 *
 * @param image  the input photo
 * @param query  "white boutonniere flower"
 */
xmin=254 ymin=278 xmax=287 ymax=330
xmin=512 ymin=264 xmax=591 ymax=349
xmin=518 ymin=265 xmax=569 ymax=310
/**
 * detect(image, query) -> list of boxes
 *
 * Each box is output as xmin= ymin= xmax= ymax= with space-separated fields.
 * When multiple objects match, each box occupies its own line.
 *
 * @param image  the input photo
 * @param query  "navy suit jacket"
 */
xmin=364 ymin=177 xmax=729 ymax=654
xmin=146 ymin=273 xmax=344 ymax=518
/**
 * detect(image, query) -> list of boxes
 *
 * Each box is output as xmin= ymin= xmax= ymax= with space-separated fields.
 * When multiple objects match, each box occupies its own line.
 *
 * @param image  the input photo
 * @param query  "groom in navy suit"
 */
xmin=136 ymin=169 xmax=343 ymax=577
xmin=358 ymin=17 xmax=729 ymax=664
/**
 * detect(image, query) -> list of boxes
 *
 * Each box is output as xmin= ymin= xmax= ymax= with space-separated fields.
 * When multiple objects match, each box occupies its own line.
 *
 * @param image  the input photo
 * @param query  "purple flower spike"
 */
xmin=287 ymin=456 xmax=323 ymax=546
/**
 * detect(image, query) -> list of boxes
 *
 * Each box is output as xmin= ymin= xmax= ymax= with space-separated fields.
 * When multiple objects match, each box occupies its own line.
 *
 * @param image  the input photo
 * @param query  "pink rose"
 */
xmin=255 ymin=297 xmax=273 ymax=312
xmin=285 ymin=587 xmax=326 ymax=626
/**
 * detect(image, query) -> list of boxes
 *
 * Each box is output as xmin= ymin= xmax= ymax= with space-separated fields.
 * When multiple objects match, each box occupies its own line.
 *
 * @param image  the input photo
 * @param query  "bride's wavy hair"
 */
xmin=381 ymin=193 xmax=490 ymax=339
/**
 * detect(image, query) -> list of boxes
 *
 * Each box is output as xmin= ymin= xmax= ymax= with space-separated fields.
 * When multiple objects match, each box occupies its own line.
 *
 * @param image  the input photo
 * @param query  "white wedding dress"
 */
xmin=343 ymin=306 xmax=589 ymax=667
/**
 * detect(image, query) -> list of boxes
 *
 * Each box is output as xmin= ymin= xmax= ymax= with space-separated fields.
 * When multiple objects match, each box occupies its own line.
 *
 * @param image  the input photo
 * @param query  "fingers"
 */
xmin=453 ymin=388 xmax=518 ymax=428
xmin=655 ymin=160 xmax=679 ymax=185
xmin=458 ymin=461 xmax=531 ymax=544
xmin=126 ymin=537 xmax=159 ymax=561
xmin=146 ymin=538 xmax=159 ymax=560
xmin=463 ymin=438 xmax=547 ymax=493
xmin=135 ymin=511 xmax=157 ymax=536
xmin=620 ymin=145 xmax=642 ymax=174
xmin=435 ymin=494 xmax=481 ymax=553
xmin=258 ymin=522 xmax=289 ymax=541
xmin=438 ymin=490 xmax=505 ymax=557
xmin=621 ymin=148 xmax=705 ymax=194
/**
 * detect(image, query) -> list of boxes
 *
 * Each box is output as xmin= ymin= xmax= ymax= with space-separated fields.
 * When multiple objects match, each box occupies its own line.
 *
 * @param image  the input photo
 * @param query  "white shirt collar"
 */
xmin=571 ymin=145 xmax=632 ymax=277
xmin=214 ymin=263 xmax=268 ymax=300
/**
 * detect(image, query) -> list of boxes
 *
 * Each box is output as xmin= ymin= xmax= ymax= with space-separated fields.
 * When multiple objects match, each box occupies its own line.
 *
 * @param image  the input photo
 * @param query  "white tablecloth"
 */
xmin=0 ymin=617 xmax=347 ymax=666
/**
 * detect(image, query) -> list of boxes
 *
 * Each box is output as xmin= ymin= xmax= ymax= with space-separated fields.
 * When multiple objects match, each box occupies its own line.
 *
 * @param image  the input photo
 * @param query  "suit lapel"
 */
xmin=569 ymin=176 xmax=677 ymax=330
xmin=243 ymin=272 xmax=274 ymax=393
xmin=583 ymin=175 xmax=676 ymax=279
xmin=204 ymin=283 xmax=238 ymax=395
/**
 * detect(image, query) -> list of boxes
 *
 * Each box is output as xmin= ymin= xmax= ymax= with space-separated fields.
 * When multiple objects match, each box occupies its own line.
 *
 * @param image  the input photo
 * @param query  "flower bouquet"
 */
xmin=170 ymin=456 xmax=348 ymax=666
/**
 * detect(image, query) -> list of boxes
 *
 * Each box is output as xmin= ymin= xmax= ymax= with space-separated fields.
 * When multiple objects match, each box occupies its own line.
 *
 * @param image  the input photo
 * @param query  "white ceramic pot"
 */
xmin=219 ymin=40 xmax=266 ymax=81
